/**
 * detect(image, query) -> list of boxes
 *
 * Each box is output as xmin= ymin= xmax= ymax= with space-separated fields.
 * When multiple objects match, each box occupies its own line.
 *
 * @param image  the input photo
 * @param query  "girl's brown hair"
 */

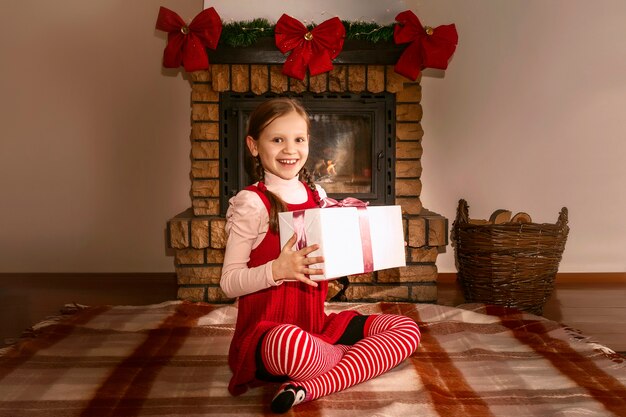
xmin=244 ymin=97 xmax=319 ymax=234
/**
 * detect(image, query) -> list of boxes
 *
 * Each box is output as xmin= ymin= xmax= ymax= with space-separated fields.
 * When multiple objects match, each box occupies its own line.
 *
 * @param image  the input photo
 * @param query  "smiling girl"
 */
xmin=221 ymin=97 xmax=421 ymax=413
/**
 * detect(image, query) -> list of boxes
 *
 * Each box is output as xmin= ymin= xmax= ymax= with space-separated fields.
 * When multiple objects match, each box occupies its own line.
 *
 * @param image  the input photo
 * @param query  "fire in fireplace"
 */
xmin=219 ymin=92 xmax=396 ymax=214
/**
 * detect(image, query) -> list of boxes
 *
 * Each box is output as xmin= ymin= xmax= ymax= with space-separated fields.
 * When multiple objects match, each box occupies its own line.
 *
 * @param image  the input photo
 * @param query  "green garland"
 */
xmin=219 ymin=19 xmax=395 ymax=48
xmin=342 ymin=21 xmax=395 ymax=43
xmin=220 ymin=19 xmax=275 ymax=47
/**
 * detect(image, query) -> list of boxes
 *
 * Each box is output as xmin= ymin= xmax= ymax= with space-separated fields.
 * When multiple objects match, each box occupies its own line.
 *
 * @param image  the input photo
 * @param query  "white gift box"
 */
xmin=278 ymin=205 xmax=406 ymax=281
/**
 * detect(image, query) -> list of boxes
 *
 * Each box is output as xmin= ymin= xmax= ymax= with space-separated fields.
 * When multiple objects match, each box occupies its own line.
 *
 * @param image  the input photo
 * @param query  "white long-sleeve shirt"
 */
xmin=220 ymin=171 xmax=326 ymax=298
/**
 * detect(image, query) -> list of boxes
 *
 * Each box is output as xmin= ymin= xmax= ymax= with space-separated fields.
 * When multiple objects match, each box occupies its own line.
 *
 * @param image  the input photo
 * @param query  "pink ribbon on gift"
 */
xmin=319 ymin=197 xmax=374 ymax=273
xmin=292 ymin=210 xmax=308 ymax=250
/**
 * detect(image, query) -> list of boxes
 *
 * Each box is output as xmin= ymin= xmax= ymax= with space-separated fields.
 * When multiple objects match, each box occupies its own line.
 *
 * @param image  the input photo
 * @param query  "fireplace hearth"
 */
xmin=167 ymin=41 xmax=448 ymax=304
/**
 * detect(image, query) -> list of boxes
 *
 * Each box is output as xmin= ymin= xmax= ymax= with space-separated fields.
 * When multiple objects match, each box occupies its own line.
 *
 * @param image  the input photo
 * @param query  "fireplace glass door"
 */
xmin=219 ymin=93 xmax=395 ymax=214
xmin=308 ymin=112 xmax=372 ymax=194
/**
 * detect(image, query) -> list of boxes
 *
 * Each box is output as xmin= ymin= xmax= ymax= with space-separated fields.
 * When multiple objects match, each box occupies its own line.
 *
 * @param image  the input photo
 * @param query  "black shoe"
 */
xmin=270 ymin=384 xmax=307 ymax=414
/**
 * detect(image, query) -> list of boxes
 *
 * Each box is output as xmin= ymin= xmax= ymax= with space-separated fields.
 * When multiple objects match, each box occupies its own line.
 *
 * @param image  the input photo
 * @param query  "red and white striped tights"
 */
xmin=260 ymin=314 xmax=421 ymax=412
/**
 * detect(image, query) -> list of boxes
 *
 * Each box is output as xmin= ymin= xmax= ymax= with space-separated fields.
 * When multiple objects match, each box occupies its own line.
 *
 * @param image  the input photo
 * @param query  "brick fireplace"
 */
xmin=167 ymin=45 xmax=448 ymax=304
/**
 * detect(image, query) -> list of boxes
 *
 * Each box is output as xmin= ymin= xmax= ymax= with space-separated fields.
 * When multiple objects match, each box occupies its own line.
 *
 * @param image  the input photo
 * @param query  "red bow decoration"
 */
xmin=275 ymin=14 xmax=345 ymax=80
xmin=155 ymin=7 xmax=222 ymax=72
xmin=393 ymin=10 xmax=458 ymax=81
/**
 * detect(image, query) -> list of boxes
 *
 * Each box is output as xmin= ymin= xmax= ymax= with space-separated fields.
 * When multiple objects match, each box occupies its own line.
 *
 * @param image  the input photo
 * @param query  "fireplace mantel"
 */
xmin=208 ymin=39 xmax=404 ymax=65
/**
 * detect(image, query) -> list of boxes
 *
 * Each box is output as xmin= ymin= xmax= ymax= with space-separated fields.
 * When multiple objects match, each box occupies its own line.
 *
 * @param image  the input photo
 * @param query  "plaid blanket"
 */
xmin=0 ymin=301 xmax=625 ymax=416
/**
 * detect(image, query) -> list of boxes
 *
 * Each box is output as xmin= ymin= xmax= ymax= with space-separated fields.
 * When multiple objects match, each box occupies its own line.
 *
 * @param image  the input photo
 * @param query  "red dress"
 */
xmin=227 ymin=182 xmax=358 ymax=396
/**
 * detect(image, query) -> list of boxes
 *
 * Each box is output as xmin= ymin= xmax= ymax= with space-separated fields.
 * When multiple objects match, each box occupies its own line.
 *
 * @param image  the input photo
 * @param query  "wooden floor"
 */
xmin=1 ymin=273 xmax=625 ymax=353
xmin=0 ymin=273 xmax=178 ymax=347
xmin=438 ymin=273 xmax=626 ymax=353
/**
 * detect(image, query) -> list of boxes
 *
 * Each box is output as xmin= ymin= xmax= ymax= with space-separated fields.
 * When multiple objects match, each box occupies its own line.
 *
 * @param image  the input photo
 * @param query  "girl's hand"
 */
xmin=272 ymin=233 xmax=324 ymax=287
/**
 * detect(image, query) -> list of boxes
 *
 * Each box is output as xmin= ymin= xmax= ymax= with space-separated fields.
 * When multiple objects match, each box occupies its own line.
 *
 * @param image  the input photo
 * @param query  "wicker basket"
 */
xmin=451 ymin=199 xmax=569 ymax=315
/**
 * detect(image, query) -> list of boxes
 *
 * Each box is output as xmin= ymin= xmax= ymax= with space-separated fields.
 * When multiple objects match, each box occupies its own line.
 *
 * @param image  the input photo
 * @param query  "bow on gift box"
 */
xmin=275 ymin=14 xmax=345 ymax=80
xmin=394 ymin=10 xmax=458 ymax=81
xmin=155 ymin=7 xmax=222 ymax=72
xmin=319 ymin=197 xmax=369 ymax=209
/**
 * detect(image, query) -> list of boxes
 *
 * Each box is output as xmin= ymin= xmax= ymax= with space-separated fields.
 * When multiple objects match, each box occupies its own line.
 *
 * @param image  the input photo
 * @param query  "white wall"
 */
xmin=207 ymin=0 xmax=409 ymax=23
xmin=1 ymin=1 xmax=624 ymax=273
xmin=416 ymin=1 xmax=626 ymax=272
xmin=0 ymin=0 xmax=201 ymax=272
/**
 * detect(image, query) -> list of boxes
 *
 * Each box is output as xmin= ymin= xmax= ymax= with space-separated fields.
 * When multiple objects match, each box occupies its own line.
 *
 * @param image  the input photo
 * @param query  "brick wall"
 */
xmin=167 ymin=64 xmax=447 ymax=304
